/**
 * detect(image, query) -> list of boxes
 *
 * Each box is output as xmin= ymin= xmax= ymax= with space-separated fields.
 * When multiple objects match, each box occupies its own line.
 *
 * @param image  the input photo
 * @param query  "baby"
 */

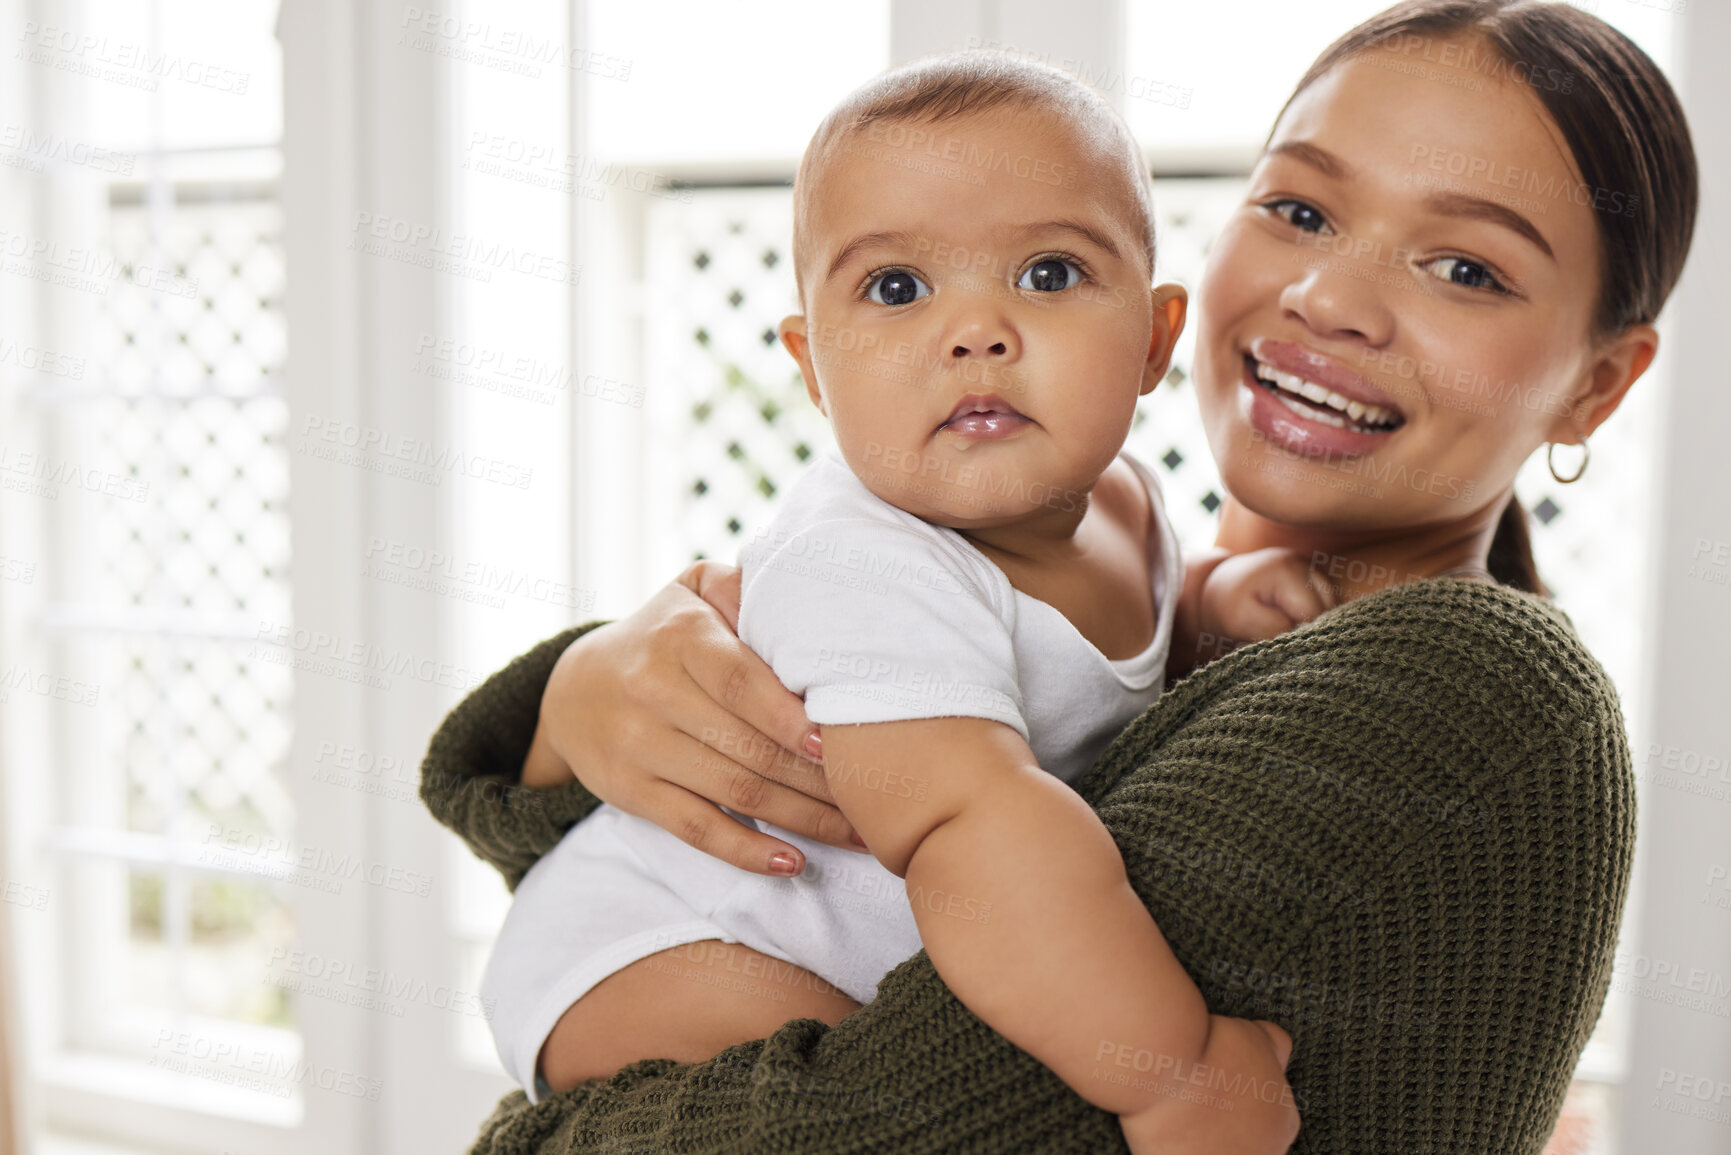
xmin=485 ymin=51 xmax=1325 ymax=1154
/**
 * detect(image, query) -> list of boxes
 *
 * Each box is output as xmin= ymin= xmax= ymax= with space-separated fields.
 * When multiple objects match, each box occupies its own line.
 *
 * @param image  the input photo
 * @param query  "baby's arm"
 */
xmin=1170 ymin=547 xmax=1335 ymax=677
xmin=821 ymin=716 xmax=1298 ymax=1154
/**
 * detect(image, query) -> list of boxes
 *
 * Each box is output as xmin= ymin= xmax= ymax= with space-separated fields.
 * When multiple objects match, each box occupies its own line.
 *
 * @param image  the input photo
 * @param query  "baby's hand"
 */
xmin=1196 ymin=548 xmax=1335 ymax=660
xmin=1117 ymin=1017 xmax=1299 ymax=1155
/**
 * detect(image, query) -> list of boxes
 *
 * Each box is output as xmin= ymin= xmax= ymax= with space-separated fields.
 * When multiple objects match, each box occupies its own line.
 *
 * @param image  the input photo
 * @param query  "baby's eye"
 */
xmin=866 ymin=269 xmax=931 ymax=306
xmin=1421 ymin=256 xmax=1510 ymax=295
xmin=1017 ymin=258 xmax=1083 ymax=292
xmin=1268 ymin=199 xmax=1330 ymax=234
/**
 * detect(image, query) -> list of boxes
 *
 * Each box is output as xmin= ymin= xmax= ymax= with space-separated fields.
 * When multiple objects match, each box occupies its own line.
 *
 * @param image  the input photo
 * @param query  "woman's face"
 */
xmin=1194 ymin=37 xmax=1608 ymax=534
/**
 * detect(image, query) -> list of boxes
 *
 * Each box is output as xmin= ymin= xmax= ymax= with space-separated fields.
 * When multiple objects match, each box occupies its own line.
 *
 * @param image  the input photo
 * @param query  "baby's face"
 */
xmin=780 ymin=108 xmax=1181 ymax=529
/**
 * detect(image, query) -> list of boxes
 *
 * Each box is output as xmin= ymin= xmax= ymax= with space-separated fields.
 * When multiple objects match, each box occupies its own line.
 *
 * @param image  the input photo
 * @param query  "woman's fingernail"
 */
xmin=803 ymin=730 xmax=823 ymax=761
xmin=769 ymin=852 xmax=801 ymax=875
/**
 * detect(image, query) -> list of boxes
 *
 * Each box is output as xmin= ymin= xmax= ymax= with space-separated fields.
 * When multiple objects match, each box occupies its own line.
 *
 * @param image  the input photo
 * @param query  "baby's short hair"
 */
xmin=791 ymin=50 xmax=1156 ymax=306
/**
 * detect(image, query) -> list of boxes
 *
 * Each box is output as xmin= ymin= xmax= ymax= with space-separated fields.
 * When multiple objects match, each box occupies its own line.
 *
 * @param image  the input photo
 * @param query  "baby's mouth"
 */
xmin=1245 ymin=354 xmax=1405 ymax=434
xmin=937 ymin=393 xmax=1031 ymax=437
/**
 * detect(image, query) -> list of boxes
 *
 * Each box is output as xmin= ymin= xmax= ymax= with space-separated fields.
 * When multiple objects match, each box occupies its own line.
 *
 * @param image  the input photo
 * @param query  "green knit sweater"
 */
xmin=420 ymin=578 xmax=1634 ymax=1154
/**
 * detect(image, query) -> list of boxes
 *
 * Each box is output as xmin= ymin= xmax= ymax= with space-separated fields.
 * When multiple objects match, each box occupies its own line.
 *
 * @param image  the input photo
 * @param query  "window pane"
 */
xmin=586 ymin=0 xmax=890 ymax=162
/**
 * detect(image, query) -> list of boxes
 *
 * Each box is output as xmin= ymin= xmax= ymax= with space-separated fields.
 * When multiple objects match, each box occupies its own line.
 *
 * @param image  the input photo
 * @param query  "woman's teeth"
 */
xmin=1252 ymin=361 xmax=1399 ymax=431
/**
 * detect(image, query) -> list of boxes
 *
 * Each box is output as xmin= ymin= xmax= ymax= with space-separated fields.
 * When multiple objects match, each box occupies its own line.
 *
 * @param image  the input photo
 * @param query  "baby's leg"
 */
xmin=539 ymin=939 xmax=863 ymax=1091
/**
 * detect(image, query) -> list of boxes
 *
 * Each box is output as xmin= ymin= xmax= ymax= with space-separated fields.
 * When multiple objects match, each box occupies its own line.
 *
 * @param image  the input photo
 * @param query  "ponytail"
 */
xmin=1487 ymin=495 xmax=1547 ymax=597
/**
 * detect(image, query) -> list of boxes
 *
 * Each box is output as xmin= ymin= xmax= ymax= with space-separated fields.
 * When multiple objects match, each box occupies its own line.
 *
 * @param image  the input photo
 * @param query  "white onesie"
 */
xmin=482 ymin=446 xmax=1181 ymax=1100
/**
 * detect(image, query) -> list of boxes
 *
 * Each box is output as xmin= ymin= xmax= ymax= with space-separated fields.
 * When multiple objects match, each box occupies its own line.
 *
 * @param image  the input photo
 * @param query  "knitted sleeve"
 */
xmin=447 ymin=581 xmax=1634 ymax=1155
xmin=419 ymin=622 xmax=610 ymax=890
xmin=1151 ymin=580 xmax=1637 ymax=1153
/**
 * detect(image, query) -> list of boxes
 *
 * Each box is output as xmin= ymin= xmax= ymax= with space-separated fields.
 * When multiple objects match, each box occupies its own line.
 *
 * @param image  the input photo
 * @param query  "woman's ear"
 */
xmin=1140 ymin=283 xmax=1190 ymax=396
xmin=777 ymin=314 xmax=826 ymax=415
xmin=1551 ymin=322 xmax=1658 ymax=442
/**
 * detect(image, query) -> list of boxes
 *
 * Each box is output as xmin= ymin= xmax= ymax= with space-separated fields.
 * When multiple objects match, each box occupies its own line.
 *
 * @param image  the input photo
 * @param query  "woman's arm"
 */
xmin=419 ymin=562 xmax=866 ymax=888
xmin=420 ymin=623 xmax=604 ymax=889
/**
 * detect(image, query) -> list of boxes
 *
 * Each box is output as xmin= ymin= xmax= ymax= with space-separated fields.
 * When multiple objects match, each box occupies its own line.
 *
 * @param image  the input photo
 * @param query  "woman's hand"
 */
xmin=521 ymin=560 xmax=869 ymax=876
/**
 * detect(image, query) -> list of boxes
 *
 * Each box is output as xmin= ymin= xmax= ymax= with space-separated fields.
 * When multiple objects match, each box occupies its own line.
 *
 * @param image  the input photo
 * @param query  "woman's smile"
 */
xmin=1238 ymin=337 xmax=1407 ymax=459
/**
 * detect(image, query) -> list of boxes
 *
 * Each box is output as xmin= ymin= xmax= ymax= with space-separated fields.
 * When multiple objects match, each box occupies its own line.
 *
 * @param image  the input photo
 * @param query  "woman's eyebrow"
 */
xmin=1267 ymin=140 xmax=1353 ymax=181
xmin=1423 ymin=191 xmax=1556 ymax=261
xmin=824 ymin=230 xmax=919 ymax=282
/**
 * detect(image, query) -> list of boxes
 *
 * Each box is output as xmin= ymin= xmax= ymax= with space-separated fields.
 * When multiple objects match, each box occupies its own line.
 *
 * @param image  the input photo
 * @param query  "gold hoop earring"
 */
xmin=1547 ymin=439 xmax=1590 ymax=484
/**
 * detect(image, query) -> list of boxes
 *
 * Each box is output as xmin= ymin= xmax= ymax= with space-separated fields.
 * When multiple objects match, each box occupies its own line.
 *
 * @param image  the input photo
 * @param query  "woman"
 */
xmin=422 ymin=1 xmax=1697 ymax=1150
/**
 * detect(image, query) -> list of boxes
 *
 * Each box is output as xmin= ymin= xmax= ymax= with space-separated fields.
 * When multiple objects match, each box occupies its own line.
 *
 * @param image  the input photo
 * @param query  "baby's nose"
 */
xmin=952 ymin=339 xmax=1009 ymax=357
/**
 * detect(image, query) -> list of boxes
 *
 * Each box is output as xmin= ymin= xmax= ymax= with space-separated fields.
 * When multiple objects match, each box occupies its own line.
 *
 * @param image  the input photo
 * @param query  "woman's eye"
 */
xmin=1017 ymin=258 xmax=1083 ymax=292
xmin=1423 ymin=256 xmax=1509 ymax=294
xmin=1269 ymin=199 xmax=1330 ymax=233
xmin=866 ymin=270 xmax=931 ymax=306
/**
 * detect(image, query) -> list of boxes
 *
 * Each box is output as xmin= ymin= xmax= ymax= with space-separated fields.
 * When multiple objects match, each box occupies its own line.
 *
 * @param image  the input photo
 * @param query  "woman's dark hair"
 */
xmin=1275 ymin=0 xmax=1699 ymax=596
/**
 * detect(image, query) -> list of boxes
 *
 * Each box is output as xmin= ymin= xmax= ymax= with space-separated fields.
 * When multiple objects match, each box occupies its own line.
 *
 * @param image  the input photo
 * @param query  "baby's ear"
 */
xmin=1141 ymin=283 xmax=1189 ymax=396
xmin=777 ymin=314 xmax=825 ymax=414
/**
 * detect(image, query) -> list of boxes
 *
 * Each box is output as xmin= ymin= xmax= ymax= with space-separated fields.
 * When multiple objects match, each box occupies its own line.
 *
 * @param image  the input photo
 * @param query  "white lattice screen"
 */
xmin=50 ymin=180 xmax=297 ymax=1034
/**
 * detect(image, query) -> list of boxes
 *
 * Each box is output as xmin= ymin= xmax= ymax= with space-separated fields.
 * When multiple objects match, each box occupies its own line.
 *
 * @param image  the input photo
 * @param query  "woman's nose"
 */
xmin=1279 ymin=262 xmax=1398 ymax=348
